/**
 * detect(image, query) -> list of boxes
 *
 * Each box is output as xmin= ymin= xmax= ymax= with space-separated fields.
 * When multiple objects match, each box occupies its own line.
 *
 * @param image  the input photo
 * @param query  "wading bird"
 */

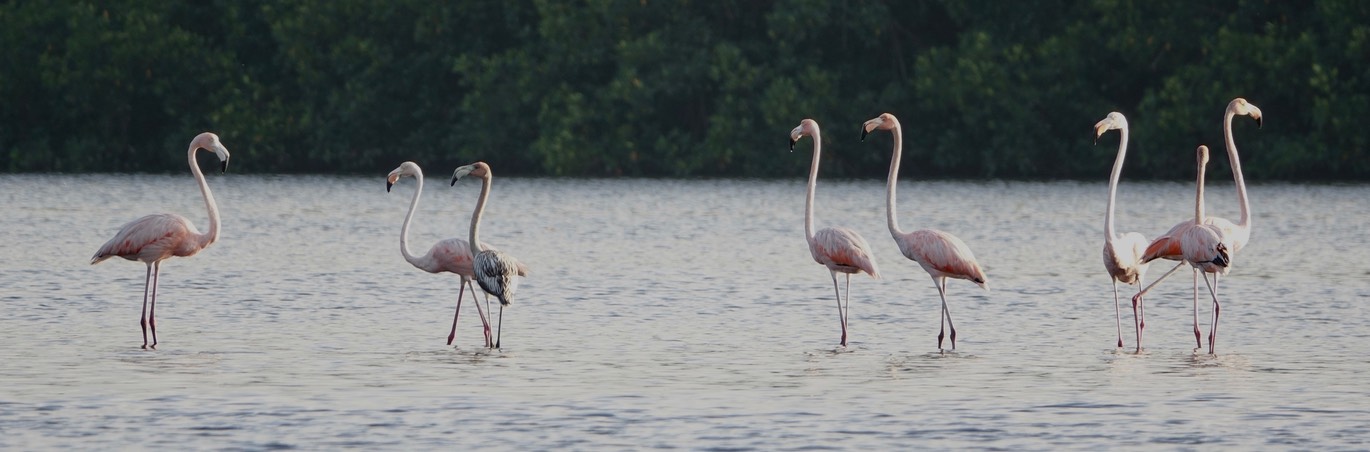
xmin=1095 ymin=112 xmax=1150 ymax=352
xmin=862 ymin=113 xmax=987 ymax=352
xmin=1134 ymin=146 xmax=1231 ymax=354
xmin=789 ymin=119 xmax=880 ymax=348
xmin=451 ymin=162 xmax=526 ymax=349
xmin=91 ymin=132 xmax=231 ymax=349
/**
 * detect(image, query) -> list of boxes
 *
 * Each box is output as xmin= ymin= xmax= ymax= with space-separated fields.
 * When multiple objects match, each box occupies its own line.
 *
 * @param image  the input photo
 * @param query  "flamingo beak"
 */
xmin=386 ymin=181 xmax=394 ymax=192
xmin=1255 ymin=116 xmax=1263 ymax=129
xmin=220 ymin=160 xmax=228 ymax=174
xmin=860 ymin=127 xmax=870 ymax=142
xmin=789 ymin=138 xmax=797 ymax=152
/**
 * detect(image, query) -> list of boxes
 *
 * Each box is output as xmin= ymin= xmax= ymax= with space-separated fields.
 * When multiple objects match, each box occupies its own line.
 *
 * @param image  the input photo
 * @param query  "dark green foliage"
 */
xmin=1 ymin=0 xmax=1365 ymax=179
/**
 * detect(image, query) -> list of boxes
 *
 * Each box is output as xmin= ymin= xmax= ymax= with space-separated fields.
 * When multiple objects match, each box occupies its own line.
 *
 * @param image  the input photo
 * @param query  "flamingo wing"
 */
xmin=92 ymin=214 xmax=196 ymax=264
xmin=901 ymin=229 xmax=987 ymax=287
xmin=811 ymin=227 xmax=880 ymax=278
xmin=474 ymin=249 xmax=521 ymax=305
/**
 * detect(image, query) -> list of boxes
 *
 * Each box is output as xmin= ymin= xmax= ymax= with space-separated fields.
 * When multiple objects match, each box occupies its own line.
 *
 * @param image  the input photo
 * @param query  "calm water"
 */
xmin=1 ymin=173 xmax=1367 ymax=449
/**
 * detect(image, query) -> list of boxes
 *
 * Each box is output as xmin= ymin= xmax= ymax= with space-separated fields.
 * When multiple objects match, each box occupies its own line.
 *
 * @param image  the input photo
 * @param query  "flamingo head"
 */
xmin=1093 ymin=112 xmax=1127 ymax=145
xmin=191 ymin=132 xmax=231 ymax=173
xmin=1229 ymin=98 xmax=1262 ymax=128
xmin=386 ymin=161 xmax=421 ymax=192
xmin=789 ymin=119 xmax=818 ymax=152
xmin=860 ymin=113 xmax=898 ymax=142
xmin=451 ymin=161 xmax=491 ymax=186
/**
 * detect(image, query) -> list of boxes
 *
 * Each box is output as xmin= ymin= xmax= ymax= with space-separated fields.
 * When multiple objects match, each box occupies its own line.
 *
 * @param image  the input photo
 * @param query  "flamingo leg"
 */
xmin=845 ymin=273 xmax=853 ymax=343
xmin=830 ymin=272 xmax=847 ymax=347
xmin=1130 ymin=261 xmax=1186 ymax=309
xmin=148 ymin=262 xmax=160 ymax=349
xmin=473 ymin=286 xmax=493 ymax=348
xmin=139 ymin=264 xmax=152 ymax=349
xmin=485 ymin=293 xmax=494 ymax=347
xmin=494 ymin=303 xmax=504 ymax=349
xmin=447 ymin=279 xmax=467 ymax=346
xmin=1204 ymin=273 xmax=1222 ymax=354
xmin=1192 ymin=269 xmax=1202 ymax=349
xmin=1112 ymin=280 xmax=1123 ymax=349
xmin=1132 ymin=273 xmax=1145 ymax=354
xmin=934 ymin=277 xmax=956 ymax=351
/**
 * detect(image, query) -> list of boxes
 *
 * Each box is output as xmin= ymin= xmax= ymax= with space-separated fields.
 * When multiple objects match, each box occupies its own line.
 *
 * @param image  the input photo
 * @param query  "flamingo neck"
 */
xmin=803 ymin=127 xmax=821 ymax=243
xmin=1195 ymin=154 xmax=1208 ymax=224
xmin=1222 ymin=110 xmax=1251 ymax=229
xmin=399 ymin=171 xmax=424 ymax=267
xmin=190 ymin=145 xmax=220 ymax=249
xmin=468 ymin=172 xmax=492 ymax=257
xmin=884 ymin=120 xmax=907 ymax=239
xmin=1104 ymin=125 xmax=1129 ymax=242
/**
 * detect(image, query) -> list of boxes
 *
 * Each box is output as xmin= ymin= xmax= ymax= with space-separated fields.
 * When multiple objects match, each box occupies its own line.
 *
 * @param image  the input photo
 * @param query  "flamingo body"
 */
xmin=91 ymin=132 xmax=229 ymax=349
xmin=896 ymin=229 xmax=987 ymax=288
xmin=863 ymin=112 xmax=987 ymax=352
xmin=810 ymin=227 xmax=880 ymax=277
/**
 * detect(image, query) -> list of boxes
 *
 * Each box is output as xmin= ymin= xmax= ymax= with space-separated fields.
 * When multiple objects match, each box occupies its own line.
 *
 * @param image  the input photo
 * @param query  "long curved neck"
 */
xmin=1195 ymin=156 xmax=1208 ymax=224
xmin=1222 ymin=110 xmax=1250 ymax=228
xmin=190 ymin=146 xmax=220 ymax=248
xmin=885 ymin=121 xmax=907 ymax=238
xmin=400 ymin=173 xmax=424 ymax=266
xmin=468 ymin=173 xmax=492 ymax=256
xmin=803 ymin=128 xmax=821 ymax=243
xmin=1104 ymin=125 xmax=1129 ymax=242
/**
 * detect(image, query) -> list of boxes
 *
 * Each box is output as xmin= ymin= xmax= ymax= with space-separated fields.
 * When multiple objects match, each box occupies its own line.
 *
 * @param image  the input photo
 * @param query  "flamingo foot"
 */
xmin=937 ymin=331 xmax=945 ymax=351
xmin=949 ymin=329 xmax=957 ymax=350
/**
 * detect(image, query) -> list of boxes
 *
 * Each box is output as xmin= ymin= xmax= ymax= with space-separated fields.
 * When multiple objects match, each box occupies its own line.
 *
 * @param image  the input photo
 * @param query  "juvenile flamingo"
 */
xmin=1095 ymin=112 xmax=1150 ymax=352
xmin=451 ymin=162 xmax=525 ymax=349
xmin=789 ymin=119 xmax=880 ymax=348
xmin=91 ymin=132 xmax=230 ymax=349
xmin=1134 ymin=145 xmax=1231 ymax=354
xmin=387 ymin=161 xmax=527 ymax=347
xmin=861 ymin=113 xmax=987 ymax=352
xmin=1134 ymin=98 xmax=1261 ymax=350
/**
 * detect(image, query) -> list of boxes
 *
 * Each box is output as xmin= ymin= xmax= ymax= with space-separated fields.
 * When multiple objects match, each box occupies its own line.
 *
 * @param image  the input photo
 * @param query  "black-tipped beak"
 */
xmin=450 ymin=177 xmax=458 ymax=187
xmin=1255 ymin=116 xmax=1263 ymax=129
xmin=220 ymin=160 xmax=228 ymax=174
xmin=386 ymin=181 xmax=394 ymax=192
xmin=1093 ymin=136 xmax=1099 ymax=146
xmin=1212 ymin=244 xmax=1230 ymax=267
xmin=860 ymin=127 xmax=870 ymax=142
xmin=789 ymin=138 xmax=797 ymax=152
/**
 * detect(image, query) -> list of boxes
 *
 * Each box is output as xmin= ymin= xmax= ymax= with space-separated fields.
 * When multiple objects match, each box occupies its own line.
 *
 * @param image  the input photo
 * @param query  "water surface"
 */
xmin=1 ymin=174 xmax=1367 ymax=449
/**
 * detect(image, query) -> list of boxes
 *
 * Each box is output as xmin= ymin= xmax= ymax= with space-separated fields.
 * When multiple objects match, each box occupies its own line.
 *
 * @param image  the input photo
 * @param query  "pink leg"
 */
xmin=474 ymin=287 xmax=493 ymax=348
xmin=1203 ymin=273 xmax=1221 ymax=354
xmin=1192 ymin=269 xmax=1202 ymax=349
xmin=446 ymin=280 xmax=467 ymax=346
xmin=1130 ymin=262 xmax=1185 ymax=307
xmin=934 ymin=277 xmax=956 ymax=351
xmin=830 ymin=272 xmax=847 ymax=347
xmin=148 ymin=262 xmax=160 ymax=349
xmin=1112 ymin=280 xmax=1123 ymax=348
xmin=140 ymin=264 xmax=152 ymax=349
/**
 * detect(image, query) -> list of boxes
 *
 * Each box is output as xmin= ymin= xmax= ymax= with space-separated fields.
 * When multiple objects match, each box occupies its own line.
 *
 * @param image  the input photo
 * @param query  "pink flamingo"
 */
xmin=861 ymin=113 xmax=987 ymax=352
xmin=451 ymin=162 xmax=526 ymax=349
xmin=1095 ymin=112 xmax=1150 ymax=352
xmin=1134 ymin=145 xmax=1231 ymax=354
xmin=91 ymin=132 xmax=230 ymax=349
xmin=387 ymin=161 xmax=528 ymax=347
xmin=789 ymin=119 xmax=881 ymax=348
xmin=1133 ymin=98 xmax=1261 ymax=350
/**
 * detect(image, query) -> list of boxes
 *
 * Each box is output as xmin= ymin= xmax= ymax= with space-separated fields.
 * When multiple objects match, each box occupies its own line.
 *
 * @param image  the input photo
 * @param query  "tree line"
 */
xmin=2 ymin=0 xmax=1366 ymax=180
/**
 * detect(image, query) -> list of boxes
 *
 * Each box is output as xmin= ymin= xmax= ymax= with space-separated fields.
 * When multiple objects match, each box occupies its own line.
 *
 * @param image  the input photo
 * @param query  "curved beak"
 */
xmin=860 ymin=128 xmax=870 ymax=142
xmin=386 ymin=181 xmax=394 ymax=192
xmin=1255 ymin=116 xmax=1263 ymax=129
xmin=450 ymin=176 xmax=458 ymax=187
xmin=220 ymin=160 xmax=228 ymax=174
xmin=788 ymin=138 xmax=797 ymax=152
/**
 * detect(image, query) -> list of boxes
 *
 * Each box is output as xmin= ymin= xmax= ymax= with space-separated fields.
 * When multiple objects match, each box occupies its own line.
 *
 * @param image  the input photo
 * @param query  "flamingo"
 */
xmin=1134 ymin=145 xmax=1231 ymax=354
xmin=1095 ymin=112 xmax=1150 ymax=352
xmin=387 ymin=161 xmax=528 ymax=347
xmin=789 ymin=118 xmax=881 ymax=348
xmin=450 ymin=162 xmax=525 ymax=349
xmin=1133 ymin=98 xmax=1261 ymax=350
xmin=861 ymin=113 xmax=987 ymax=352
xmin=91 ymin=132 xmax=230 ymax=349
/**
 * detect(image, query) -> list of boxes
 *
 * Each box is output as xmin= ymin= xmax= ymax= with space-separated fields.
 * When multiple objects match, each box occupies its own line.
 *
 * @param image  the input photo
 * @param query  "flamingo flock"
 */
xmin=92 ymin=98 xmax=1260 ymax=354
